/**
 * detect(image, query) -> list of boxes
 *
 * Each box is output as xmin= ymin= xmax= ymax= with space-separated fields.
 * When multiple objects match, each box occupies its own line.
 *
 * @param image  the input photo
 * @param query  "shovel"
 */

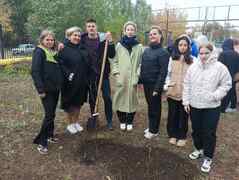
xmin=87 ymin=39 xmax=109 ymax=130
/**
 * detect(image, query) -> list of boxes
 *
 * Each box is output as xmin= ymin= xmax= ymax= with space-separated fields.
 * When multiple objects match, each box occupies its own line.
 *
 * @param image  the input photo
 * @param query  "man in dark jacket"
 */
xmin=219 ymin=38 xmax=239 ymax=113
xmin=81 ymin=18 xmax=115 ymax=129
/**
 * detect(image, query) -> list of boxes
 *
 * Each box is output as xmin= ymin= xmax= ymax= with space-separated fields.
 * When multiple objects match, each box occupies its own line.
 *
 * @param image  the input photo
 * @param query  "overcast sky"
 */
xmin=146 ymin=0 xmax=239 ymax=9
xmin=143 ymin=0 xmax=239 ymax=27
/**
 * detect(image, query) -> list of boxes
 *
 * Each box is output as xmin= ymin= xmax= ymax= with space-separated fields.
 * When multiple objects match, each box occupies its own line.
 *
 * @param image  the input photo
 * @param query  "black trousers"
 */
xmin=190 ymin=107 xmax=220 ymax=159
xmin=33 ymin=91 xmax=59 ymax=147
xmin=221 ymin=81 xmax=236 ymax=112
xmin=116 ymin=111 xmax=135 ymax=124
xmin=167 ymin=98 xmax=188 ymax=139
xmin=143 ymin=85 xmax=162 ymax=134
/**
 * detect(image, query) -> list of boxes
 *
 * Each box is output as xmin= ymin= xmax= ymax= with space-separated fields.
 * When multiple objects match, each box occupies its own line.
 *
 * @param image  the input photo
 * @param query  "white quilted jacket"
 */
xmin=182 ymin=52 xmax=232 ymax=109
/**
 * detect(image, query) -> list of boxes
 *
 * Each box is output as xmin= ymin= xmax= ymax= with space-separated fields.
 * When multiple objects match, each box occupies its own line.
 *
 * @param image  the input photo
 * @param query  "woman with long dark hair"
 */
xmin=165 ymin=34 xmax=195 ymax=146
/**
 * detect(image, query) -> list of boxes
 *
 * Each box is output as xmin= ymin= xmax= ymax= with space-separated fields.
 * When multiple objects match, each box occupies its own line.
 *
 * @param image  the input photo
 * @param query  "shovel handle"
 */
xmin=93 ymin=40 xmax=109 ymax=114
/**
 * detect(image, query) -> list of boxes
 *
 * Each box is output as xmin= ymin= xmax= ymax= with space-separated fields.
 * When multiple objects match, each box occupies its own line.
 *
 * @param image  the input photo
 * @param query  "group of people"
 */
xmin=31 ymin=19 xmax=239 ymax=173
xmin=31 ymin=19 xmax=116 ymax=150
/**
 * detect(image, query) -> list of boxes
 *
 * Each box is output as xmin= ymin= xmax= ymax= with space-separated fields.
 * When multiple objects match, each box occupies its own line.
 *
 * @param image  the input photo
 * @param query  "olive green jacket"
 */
xmin=110 ymin=42 xmax=144 ymax=113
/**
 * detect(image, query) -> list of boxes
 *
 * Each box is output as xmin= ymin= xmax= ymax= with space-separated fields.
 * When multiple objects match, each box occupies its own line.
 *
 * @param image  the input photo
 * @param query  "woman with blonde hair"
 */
xmin=31 ymin=29 xmax=63 ymax=154
xmin=58 ymin=26 xmax=91 ymax=134
xmin=111 ymin=21 xmax=144 ymax=131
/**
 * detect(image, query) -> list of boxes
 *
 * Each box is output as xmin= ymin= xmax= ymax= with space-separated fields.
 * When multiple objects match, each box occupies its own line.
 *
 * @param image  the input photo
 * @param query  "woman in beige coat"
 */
xmin=111 ymin=21 xmax=144 ymax=131
xmin=164 ymin=35 xmax=195 ymax=146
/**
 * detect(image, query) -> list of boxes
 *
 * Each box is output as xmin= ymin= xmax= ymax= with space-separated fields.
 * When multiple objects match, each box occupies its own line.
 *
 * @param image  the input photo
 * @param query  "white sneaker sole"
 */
xmin=201 ymin=166 xmax=211 ymax=173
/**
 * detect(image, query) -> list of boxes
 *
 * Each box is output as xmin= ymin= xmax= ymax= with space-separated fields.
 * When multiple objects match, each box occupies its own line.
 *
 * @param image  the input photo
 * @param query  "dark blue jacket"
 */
xmin=219 ymin=39 xmax=239 ymax=79
xmin=140 ymin=44 xmax=170 ymax=92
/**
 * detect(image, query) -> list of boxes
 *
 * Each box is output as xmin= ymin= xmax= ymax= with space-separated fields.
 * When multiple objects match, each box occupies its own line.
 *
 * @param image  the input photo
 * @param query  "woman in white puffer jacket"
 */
xmin=182 ymin=43 xmax=231 ymax=173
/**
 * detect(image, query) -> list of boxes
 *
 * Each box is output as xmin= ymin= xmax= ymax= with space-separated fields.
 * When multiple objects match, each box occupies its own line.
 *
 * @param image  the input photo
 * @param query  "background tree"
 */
xmin=0 ymin=0 xmax=12 ymax=32
xmin=152 ymin=9 xmax=187 ymax=45
xmin=133 ymin=0 xmax=152 ymax=42
xmin=26 ymin=0 xmax=152 ymax=42
xmin=8 ymin=0 xmax=32 ymax=44
xmin=0 ymin=0 xmax=14 ymax=46
xmin=3 ymin=0 xmax=238 ymax=47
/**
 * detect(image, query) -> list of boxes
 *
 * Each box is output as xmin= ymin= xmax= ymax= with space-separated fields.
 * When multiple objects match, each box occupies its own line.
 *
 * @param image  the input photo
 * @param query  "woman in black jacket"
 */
xmin=140 ymin=26 xmax=170 ymax=139
xmin=58 ymin=27 xmax=91 ymax=134
xmin=31 ymin=30 xmax=63 ymax=154
xmin=219 ymin=38 xmax=239 ymax=113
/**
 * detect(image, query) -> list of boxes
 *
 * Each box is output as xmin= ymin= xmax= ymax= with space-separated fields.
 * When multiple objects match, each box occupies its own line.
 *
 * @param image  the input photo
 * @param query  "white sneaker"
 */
xmin=144 ymin=131 xmax=158 ymax=139
xmin=201 ymin=158 xmax=212 ymax=173
xmin=74 ymin=123 xmax=83 ymax=132
xmin=37 ymin=145 xmax=48 ymax=155
xmin=169 ymin=138 xmax=177 ymax=145
xmin=127 ymin=124 xmax=133 ymax=131
xmin=225 ymin=108 xmax=237 ymax=113
xmin=176 ymin=139 xmax=187 ymax=147
xmin=67 ymin=124 xmax=78 ymax=134
xmin=120 ymin=123 xmax=126 ymax=130
xmin=189 ymin=149 xmax=204 ymax=160
xmin=144 ymin=128 xmax=149 ymax=134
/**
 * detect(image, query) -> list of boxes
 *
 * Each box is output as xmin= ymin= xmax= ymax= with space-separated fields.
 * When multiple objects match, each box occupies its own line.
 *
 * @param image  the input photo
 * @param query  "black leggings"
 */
xmin=116 ymin=111 xmax=135 ymax=124
xmin=190 ymin=107 xmax=220 ymax=159
xmin=33 ymin=91 xmax=59 ymax=147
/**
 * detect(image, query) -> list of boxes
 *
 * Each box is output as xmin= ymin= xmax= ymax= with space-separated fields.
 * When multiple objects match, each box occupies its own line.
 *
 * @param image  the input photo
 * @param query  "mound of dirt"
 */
xmin=78 ymin=139 xmax=199 ymax=180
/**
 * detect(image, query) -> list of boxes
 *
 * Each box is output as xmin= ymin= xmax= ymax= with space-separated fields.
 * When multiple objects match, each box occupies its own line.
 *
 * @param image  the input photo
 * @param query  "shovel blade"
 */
xmin=87 ymin=116 xmax=98 ymax=130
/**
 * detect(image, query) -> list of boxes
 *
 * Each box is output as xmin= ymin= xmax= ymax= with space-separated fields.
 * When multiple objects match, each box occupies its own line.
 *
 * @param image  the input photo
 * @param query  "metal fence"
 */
xmin=0 ymin=48 xmax=32 ymax=65
xmin=2 ymin=47 xmax=33 ymax=59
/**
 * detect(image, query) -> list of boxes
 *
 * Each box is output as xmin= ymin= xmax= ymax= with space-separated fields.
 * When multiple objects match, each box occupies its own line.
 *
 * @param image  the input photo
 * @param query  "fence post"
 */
xmin=0 ymin=24 xmax=4 ymax=59
xmin=165 ymin=9 xmax=169 ymax=47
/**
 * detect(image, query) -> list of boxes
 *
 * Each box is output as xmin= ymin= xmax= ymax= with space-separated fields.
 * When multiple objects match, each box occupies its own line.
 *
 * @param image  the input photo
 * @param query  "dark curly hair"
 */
xmin=171 ymin=35 xmax=193 ymax=65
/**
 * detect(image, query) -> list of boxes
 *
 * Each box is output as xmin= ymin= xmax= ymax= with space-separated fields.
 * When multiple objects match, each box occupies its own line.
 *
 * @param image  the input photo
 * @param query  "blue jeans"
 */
xmin=101 ymin=78 xmax=113 ymax=127
xmin=89 ymin=78 xmax=113 ymax=127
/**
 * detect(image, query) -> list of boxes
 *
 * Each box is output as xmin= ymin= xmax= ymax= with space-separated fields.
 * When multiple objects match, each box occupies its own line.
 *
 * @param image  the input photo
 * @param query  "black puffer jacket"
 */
xmin=31 ymin=47 xmax=63 ymax=94
xmin=58 ymin=41 xmax=91 ymax=111
xmin=140 ymin=43 xmax=170 ymax=92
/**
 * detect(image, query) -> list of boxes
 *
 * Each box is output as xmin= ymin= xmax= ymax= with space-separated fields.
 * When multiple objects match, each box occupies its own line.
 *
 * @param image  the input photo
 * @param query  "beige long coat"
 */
xmin=110 ymin=42 xmax=144 ymax=113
